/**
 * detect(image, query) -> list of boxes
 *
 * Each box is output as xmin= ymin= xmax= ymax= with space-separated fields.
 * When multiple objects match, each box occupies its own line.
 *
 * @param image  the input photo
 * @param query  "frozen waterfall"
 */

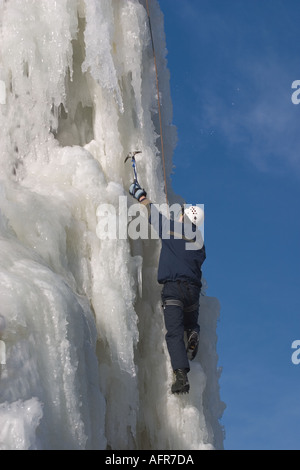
xmin=0 ymin=0 xmax=225 ymax=450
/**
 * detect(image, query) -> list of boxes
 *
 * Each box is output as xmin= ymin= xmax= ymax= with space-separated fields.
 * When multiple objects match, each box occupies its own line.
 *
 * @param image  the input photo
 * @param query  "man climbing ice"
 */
xmin=129 ymin=180 xmax=206 ymax=395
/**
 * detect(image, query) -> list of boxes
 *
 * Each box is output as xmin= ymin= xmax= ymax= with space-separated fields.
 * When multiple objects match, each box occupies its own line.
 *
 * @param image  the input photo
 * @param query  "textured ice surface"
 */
xmin=0 ymin=0 xmax=224 ymax=450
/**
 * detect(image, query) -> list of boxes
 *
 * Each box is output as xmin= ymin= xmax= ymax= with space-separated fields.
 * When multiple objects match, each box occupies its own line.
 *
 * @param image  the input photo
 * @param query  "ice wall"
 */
xmin=0 ymin=0 xmax=225 ymax=450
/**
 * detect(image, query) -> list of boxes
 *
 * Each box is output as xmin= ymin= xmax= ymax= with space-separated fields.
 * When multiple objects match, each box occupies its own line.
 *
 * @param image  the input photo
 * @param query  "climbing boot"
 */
xmin=186 ymin=331 xmax=199 ymax=361
xmin=171 ymin=368 xmax=190 ymax=394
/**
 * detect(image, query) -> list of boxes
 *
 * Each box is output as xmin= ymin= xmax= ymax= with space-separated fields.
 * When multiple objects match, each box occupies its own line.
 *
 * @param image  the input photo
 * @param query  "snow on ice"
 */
xmin=0 ymin=0 xmax=225 ymax=450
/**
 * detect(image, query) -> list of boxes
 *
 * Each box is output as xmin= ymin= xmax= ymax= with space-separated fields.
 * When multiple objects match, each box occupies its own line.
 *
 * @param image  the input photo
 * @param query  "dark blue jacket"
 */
xmin=141 ymin=199 xmax=206 ymax=286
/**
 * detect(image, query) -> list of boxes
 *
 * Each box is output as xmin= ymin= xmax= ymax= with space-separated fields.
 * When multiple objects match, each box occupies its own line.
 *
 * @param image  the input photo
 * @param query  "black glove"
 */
xmin=129 ymin=181 xmax=147 ymax=201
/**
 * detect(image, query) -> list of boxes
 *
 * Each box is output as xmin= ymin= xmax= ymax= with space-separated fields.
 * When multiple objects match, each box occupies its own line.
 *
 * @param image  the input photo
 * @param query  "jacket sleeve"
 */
xmin=140 ymin=198 xmax=168 ymax=239
xmin=140 ymin=198 xmax=152 ymax=217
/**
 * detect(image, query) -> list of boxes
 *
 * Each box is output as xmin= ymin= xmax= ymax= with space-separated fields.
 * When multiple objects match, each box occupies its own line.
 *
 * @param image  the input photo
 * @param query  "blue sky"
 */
xmin=159 ymin=0 xmax=300 ymax=450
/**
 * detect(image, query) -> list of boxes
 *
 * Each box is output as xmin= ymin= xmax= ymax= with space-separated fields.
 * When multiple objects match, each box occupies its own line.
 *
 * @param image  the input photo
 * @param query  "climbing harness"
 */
xmin=162 ymin=299 xmax=199 ymax=313
xmin=162 ymin=280 xmax=199 ymax=312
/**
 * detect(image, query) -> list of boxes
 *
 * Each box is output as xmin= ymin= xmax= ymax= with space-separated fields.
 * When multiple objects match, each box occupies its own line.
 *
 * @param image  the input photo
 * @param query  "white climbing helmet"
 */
xmin=184 ymin=205 xmax=204 ymax=227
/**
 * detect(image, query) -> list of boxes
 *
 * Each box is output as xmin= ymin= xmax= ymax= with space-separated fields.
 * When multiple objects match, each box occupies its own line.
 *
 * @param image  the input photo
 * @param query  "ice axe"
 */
xmin=124 ymin=151 xmax=142 ymax=183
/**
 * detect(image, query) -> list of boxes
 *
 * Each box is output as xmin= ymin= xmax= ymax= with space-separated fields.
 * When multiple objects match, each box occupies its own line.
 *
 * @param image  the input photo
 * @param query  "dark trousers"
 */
xmin=161 ymin=281 xmax=201 ymax=371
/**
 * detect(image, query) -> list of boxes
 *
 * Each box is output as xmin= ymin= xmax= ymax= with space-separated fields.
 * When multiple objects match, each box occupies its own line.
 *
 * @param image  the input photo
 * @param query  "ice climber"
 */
xmin=129 ymin=180 xmax=206 ymax=394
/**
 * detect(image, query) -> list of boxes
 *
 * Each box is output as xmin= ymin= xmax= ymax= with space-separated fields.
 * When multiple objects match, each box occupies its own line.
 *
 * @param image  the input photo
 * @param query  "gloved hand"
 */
xmin=129 ymin=181 xmax=147 ymax=201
